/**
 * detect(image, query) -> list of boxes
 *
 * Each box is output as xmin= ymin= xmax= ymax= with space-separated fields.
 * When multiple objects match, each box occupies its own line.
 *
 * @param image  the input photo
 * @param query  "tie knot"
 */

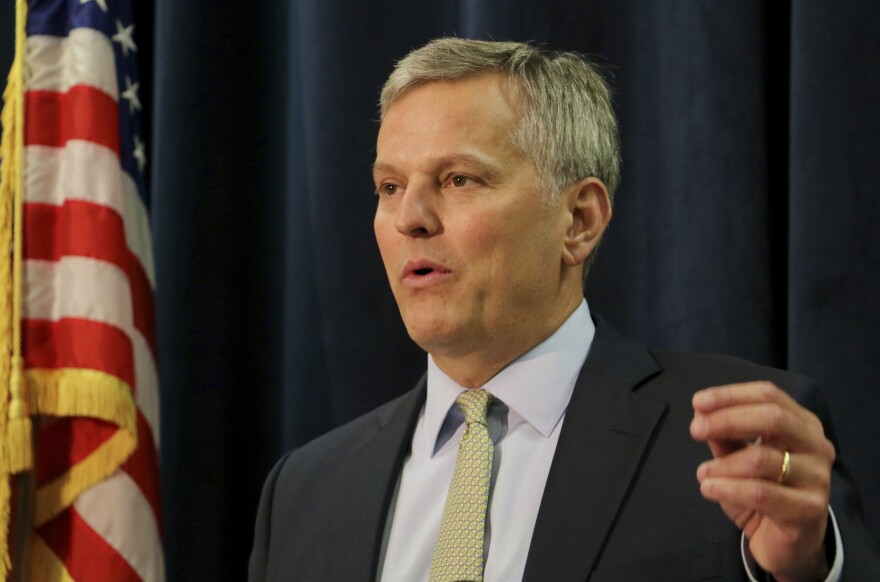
xmin=455 ymin=389 xmax=491 ymax=426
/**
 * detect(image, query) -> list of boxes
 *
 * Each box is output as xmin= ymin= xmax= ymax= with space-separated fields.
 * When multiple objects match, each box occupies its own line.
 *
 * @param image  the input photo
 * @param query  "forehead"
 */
xmin=376 ymin=74 xmax=524 ymax=165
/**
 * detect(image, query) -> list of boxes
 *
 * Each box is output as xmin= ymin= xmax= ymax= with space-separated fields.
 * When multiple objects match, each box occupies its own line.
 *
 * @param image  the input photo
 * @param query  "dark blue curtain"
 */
xmin=154 ymin=1 xmax=880 ymax=580
xmin=2 ymin=1 xmax=876 ymax=580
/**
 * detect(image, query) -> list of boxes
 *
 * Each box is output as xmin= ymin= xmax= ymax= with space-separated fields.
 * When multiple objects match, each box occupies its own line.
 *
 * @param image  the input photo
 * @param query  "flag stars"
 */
xmin=80 ymin=0 xmax=108 ymax=12
xmin=133 ymin=135 xmax=147 ymax=173
xmin=121 ymin=76 xmax=141 ymax=114
xmin=113 ymin=19 xmax=138 ymax=57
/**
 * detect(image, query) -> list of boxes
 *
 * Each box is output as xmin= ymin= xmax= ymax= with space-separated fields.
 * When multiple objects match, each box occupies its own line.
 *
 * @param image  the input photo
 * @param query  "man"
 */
xmin=249 ymin=38 xmax=880 ymax=581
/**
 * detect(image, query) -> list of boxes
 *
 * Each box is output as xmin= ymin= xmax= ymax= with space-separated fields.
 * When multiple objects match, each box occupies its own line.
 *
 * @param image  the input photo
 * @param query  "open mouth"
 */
xmin=402 ymin=261 xmax=451 ymax=286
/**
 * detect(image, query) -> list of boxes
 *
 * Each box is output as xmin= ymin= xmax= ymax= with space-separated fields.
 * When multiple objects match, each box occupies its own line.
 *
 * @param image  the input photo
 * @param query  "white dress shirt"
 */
xmin=379 ymin=300 xmax=594 ymax=582
xmin=377 ymin=299 xmax=843 ymax=581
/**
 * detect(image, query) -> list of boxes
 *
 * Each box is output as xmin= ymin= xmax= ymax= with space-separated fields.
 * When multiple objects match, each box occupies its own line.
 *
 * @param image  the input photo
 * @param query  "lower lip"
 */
xmin=402 ymin=270 xmax=453 ymax=289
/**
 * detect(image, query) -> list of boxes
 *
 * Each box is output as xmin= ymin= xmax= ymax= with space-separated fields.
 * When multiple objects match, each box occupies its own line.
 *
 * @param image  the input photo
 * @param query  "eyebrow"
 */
xmin=372 ymin=153 xmax=505 ymax=181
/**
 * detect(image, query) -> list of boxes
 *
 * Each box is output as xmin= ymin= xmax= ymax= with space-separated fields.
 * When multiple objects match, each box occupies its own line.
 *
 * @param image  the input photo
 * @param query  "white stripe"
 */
xmin=133 ymin=331 xmax=161 ymax=446
xmin=122 ymin=170 xmax=157 ymax=288
xmin=74 ymin=471 xmax=165 ymax=582
xmin=24 ymin=258 xmax=160 ymax=447
xmin=25 ymin=258 xmax=132 ymax=329
xmin=27 ymin=30 xmax=118 ymax=99
xmin=26 ymin=144 xmax=157 ymax=287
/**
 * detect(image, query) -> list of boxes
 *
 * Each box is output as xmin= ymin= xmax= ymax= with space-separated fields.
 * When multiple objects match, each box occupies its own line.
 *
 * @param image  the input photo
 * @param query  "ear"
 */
xmin=561 ymin=177 xmax=612 ymax=267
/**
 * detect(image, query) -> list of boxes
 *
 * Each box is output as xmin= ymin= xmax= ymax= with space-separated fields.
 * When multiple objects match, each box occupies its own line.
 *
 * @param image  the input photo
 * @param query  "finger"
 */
xmin=699 ymin=477 xmax=829 ymax=527
xmin=690 ymin=411 xmax=748 ymax=457
xmin=696 ymin=446 xmax=829 ymax=488
xmin=693 ymin=382 xmax=800 ymax=414
xmin=690 ymin=403 xmax=826 ymax=453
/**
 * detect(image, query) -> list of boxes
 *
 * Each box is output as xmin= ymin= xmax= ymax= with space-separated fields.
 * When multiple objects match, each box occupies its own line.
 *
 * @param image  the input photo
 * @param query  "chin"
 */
xmin=402 ymin=314 xmax=457 ymax=353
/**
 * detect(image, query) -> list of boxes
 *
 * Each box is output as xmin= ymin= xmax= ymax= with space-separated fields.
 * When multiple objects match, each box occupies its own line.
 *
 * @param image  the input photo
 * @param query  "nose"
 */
xmin=395 ymin=178 xmax=441 ymax=237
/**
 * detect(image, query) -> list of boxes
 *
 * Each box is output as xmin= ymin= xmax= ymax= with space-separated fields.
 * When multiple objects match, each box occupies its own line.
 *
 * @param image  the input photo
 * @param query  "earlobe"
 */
xmin=561 ymin=178 xmax=612 ymax=267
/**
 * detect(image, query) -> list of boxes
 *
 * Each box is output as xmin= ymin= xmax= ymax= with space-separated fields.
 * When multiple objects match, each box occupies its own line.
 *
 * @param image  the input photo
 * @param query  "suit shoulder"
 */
xmin=273 ymin=385 xmax=421 ymax=476
xmin=647 ymin=349 xmax=822 ymax=401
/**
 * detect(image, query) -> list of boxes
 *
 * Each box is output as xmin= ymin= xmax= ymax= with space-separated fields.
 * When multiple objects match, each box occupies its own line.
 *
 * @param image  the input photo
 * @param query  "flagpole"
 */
xmin=7 ymin=0 xmax=36 ymax=578
xmin=10 ymin=449 xmax=35 ymax=582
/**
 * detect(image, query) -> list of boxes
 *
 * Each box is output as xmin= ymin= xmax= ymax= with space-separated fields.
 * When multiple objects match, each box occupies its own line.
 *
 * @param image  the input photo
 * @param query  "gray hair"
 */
xmin=379 ymin=37 xmax=620 ymax=206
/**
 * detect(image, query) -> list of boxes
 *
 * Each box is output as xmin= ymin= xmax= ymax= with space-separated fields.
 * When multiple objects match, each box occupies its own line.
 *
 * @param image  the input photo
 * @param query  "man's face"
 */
xmin=373 ymin=74 xmax=575 ymax=364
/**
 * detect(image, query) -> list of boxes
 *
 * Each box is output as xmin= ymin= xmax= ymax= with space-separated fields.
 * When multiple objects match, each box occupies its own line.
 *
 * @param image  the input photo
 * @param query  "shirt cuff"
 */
xmin=740 ymin=505 xmax=844 ymax=582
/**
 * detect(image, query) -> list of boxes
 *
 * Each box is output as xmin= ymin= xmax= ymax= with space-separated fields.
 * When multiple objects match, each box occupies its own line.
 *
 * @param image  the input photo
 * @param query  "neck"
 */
xmin=431 ymin=295 xmax=583 ymax=388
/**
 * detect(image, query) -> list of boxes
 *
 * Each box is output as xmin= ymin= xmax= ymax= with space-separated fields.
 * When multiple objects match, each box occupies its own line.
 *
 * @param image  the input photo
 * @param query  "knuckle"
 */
xmin=712 ymin=387 xmax=730 ymax=407
xmin=750 ymin=448 xmax=769 ymax=473
xmin=765 ymin=405 xmax=785 ymax=433
xmin=807 ymin=413 xmax=825 ymax=438
xmin=802 ymin=494 xmax=827 ymax=522
xmin=747 ymin=482 xmax=767 ymax=506
xmin=757 ymin=381 xmax=777 ymax=399
xmin=815 ymin=469 xmax=832 ymax=494
xmin=824 ymin=438 xmax=837 ymax=464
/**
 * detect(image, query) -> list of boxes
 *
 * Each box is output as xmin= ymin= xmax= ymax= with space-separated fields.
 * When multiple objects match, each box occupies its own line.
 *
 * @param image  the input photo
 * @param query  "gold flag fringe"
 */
xmin=1 ymin=0 xmax=30 ymax=577
xmin=26 ymin=369 xmax=138 ymax=526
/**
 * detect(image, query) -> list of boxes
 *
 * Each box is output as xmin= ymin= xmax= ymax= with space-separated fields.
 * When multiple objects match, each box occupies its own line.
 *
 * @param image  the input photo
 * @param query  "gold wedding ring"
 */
xmin=778 ymin=450 xmax=791 ymax=484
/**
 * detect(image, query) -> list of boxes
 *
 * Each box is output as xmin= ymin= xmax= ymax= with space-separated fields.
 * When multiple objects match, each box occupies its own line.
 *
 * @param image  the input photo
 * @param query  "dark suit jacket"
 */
xmin=249 ymin=317 xmax=880 ymax=581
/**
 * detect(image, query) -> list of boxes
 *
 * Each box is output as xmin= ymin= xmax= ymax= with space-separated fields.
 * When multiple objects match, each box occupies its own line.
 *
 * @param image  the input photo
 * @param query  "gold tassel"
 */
xmin=2 ymin=0 xmax=32 ymax=577
xmin=6 ymin=360 xmax=33 ymax=474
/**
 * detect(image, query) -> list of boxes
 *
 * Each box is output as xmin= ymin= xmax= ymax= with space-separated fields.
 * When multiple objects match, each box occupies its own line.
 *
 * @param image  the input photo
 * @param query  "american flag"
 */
xmin=1 ymin=0 xmax=163 ymax=579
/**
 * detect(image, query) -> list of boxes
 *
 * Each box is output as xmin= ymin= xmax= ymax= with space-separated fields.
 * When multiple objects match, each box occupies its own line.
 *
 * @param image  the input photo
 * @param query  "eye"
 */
xmin=376 ymin=182 xmax=400 ymax=196
xmin=448 ymin=174 xmax=476 ymax=188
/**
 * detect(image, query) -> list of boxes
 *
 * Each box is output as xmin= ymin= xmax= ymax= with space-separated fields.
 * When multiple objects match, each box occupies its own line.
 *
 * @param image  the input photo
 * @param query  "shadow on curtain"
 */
xmin=148 ymin=1 xmax=879 ymax=579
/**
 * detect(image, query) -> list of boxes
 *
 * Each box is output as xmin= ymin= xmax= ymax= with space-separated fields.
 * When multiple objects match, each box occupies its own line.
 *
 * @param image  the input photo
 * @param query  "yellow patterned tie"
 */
xmin=429 ymin=389 xmax=494 ymax=582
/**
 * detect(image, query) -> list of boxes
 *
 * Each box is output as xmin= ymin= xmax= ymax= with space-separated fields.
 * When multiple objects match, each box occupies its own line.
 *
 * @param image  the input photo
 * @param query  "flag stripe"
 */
xmin=25 ymin=141 xmax=155 ymax=288
xmin=27 ymin=31 xmax=118 ymax=98
xmin=24 ymin=201 xmax=157 ymax=355
xmin=74 ymin=471 xmax=165 ymax=582
xmin=34 ymin=412 xmax=161 ymax=544
xmin=25 ymin=86 xmax=120 ymax=153
xmin=38 ymin=507 xmax=143 ymax=582
xmin=36 ymin=418 xmax=117 ymax=486
xmin=26 ymin=142 xmax=156 ymax=286
xmin=133 ymin=330 xmax=160 ymax=445
xmin=24 ymin=258 xmax=160 ymax=446
xmin=122 ymin=411 xmax=163 ymax=528
xmin=25 ymin=200 xmax=127 ymax=267
xmin=25 ymin=258 xmax=133 ymax=332
xmin=23 ymin=318 xmax=135 ymax=388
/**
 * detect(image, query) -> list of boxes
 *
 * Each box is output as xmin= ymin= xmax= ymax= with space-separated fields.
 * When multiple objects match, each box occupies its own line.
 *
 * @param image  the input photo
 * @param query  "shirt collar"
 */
xmin=424 ymin=300 xmax=595 ymax=456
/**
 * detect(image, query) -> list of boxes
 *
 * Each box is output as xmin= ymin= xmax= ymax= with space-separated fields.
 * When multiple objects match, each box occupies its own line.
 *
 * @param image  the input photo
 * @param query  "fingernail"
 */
xmin=700 ymin=479 xmax=713 ymax=496
xmin=696 ymin=462 xmax=708 ymax=481
xmin=693 ymin=390 xmax=712 ymax=409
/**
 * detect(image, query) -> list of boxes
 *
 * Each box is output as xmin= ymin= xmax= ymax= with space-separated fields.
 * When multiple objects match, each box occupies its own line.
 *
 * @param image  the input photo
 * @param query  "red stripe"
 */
xmin=37 ymin=414 xmax=162 ymax=538
xmin=24 ymin=200 xmax=158 ymax=356
xmin=36 ymin=418 xmax=118 ymax=487
xmin=25 ymin=86 xmax=120 ymax=154
xmin=24 ymin=318 xmax=135 ymax=388
xmin=25 ymin=201 xmax=128 ymax=267
xmin=123 ymin=412 xmax=163 ymax=536
xmin=38 ymin=507 xmax=142 ymax=582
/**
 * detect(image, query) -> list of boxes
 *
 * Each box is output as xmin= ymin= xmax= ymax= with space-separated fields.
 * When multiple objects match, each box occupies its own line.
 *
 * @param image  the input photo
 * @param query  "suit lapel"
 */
xmin=523 ymin=317 xmax=667 ymax=581
xmin=332 ymin=377 xmax=427 ymax=581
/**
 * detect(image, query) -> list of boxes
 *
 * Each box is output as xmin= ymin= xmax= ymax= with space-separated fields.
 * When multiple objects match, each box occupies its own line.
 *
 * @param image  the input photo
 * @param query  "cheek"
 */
xmin=374 ymin=218 xmax=398 ymax=268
